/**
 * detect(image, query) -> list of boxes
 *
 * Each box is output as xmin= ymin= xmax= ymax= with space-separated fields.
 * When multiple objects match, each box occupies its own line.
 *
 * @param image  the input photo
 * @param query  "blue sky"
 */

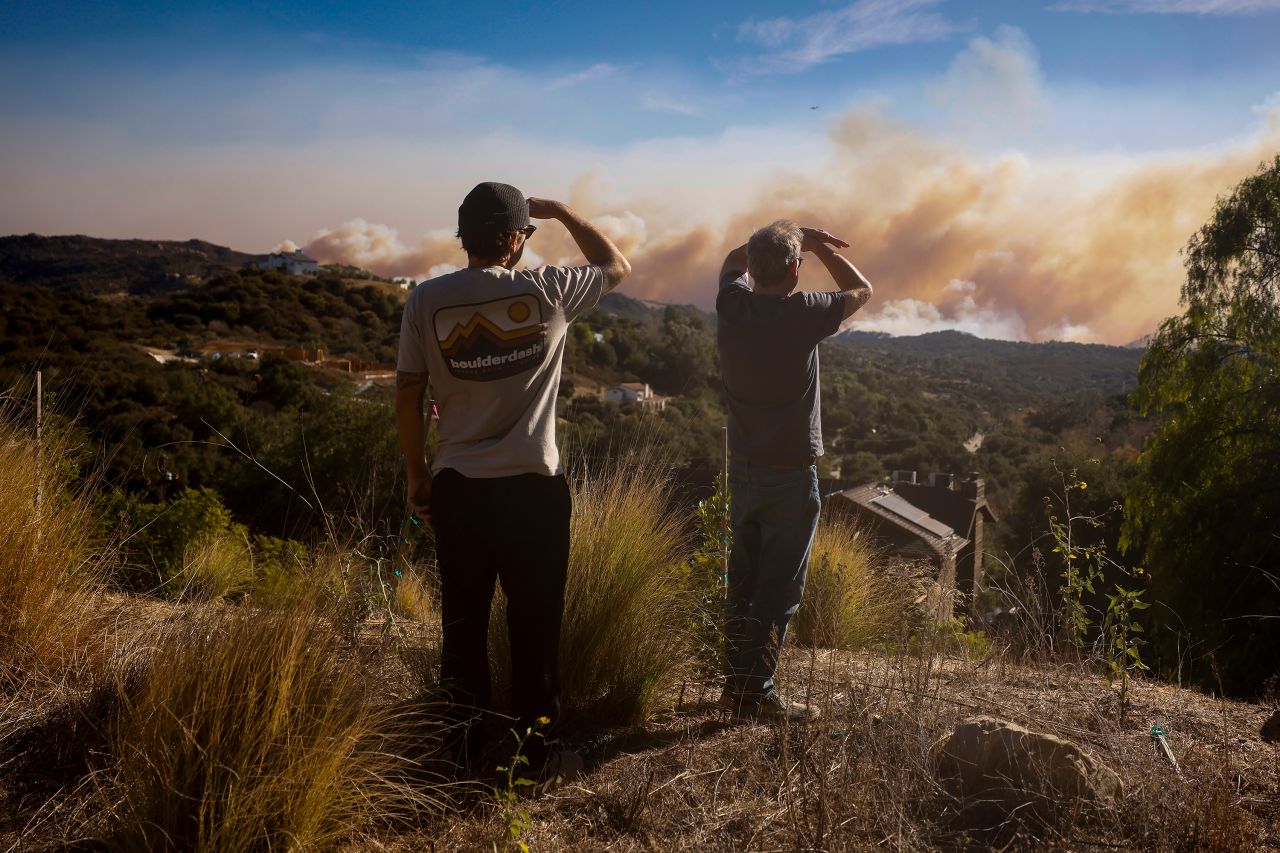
xmin=2 ymin=1 xmax=1279 ymax=342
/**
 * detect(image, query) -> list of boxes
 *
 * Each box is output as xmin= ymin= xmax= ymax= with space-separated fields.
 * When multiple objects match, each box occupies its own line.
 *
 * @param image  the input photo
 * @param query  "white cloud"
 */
xmin=641 ymin=94 xmax=702 ymax=117
xmin=1050 ymin=0 xmax=1280 ymax=13
xmin=735 ymin=0 xmax=963 ymax=75
xmin=549 ymin=63 xmax=621 ymax=89
xmin=926 ymin=26 xmax=1047 ymax=137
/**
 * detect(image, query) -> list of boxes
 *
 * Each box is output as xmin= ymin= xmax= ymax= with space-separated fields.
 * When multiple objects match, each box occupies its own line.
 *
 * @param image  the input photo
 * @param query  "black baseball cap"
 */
xmin=458 ymin=182 xmax=530 ymax=234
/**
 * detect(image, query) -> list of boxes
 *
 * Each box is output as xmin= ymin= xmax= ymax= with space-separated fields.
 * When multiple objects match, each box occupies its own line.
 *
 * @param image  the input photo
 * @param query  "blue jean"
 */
xmin=724 ymin=461 xmax=821 ymax=702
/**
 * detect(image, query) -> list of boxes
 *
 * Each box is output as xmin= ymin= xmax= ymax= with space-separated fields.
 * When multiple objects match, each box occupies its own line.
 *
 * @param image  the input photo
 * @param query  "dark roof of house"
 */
xmin=830 ymin=483 xmax=967 ymax=560
xmin=270 ymin=251 xmax=318 ymax=263
xmin=894 ymin=481 xmax=996 ymax=537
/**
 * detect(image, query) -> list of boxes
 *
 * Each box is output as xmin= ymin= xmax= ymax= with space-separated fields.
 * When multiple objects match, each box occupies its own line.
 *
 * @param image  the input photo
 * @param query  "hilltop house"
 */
xmin=826 ymin=471 xmax=995 ymax=618
xmin=605 ymin=382 xmax=668 ymax=412
xmin=259 ymin=249 xmax=319 ymax=276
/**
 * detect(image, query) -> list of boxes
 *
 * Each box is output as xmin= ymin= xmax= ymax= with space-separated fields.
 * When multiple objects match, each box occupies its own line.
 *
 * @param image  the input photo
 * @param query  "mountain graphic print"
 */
xmin=433 ymin=294 xmax=548 ymax=381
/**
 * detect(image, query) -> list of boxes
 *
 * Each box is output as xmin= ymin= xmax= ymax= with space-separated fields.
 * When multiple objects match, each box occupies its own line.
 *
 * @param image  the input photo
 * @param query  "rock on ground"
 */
xmin=1262 ymin=708 xmax=1280 ymax=743
xmin=931 ymin=715 xmax=1123 ymax=831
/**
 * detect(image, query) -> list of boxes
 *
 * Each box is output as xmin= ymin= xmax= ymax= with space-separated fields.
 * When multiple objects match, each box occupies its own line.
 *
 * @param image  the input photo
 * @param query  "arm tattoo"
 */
xmin=396 ymin=370 xmax=428 ymax=390
xmin=396 ymin=370 xmax=429 ymax=407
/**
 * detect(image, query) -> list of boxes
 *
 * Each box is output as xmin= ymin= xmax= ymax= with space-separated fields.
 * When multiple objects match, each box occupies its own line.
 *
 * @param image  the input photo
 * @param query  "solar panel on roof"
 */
xmin=871 ymin=493 xmax=955 ymax=539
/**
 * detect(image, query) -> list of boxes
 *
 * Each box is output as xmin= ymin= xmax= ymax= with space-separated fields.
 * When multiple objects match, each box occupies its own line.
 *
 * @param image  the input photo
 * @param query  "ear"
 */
xmin=498 ymin=231 xmax=521 ymax=264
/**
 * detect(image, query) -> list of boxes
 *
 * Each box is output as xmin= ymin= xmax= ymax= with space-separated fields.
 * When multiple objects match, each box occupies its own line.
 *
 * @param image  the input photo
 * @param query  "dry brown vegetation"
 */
xmin=0 ymin=411 xmax=1276 ymax=851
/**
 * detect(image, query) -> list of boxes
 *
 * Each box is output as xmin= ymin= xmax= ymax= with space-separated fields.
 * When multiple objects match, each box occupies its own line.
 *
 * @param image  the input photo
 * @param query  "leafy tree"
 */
xmin=1124 ymin=155 xmax=1280 ymax=697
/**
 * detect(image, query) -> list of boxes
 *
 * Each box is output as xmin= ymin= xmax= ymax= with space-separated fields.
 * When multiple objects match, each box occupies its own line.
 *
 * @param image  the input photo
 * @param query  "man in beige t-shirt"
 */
xmin=396 ymin=182 xmax=629 ymax=780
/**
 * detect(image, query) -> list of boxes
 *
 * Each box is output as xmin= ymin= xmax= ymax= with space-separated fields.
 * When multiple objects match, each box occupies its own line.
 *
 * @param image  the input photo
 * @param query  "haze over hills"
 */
xmin=0 ymin=233 xmax=1149 ymax=361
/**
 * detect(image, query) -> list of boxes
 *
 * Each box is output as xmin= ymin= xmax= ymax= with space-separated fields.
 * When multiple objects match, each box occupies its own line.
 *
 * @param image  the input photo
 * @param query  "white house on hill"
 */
xmin=260 ymin=249 xmax=319 ymax=276
xmin=605 ymin=382 xmax=668 ymax=412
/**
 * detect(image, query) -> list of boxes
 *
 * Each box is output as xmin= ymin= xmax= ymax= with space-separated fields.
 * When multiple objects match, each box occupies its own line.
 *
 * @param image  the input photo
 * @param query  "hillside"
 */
xmin=0 ymin=234 xmax=264 ymax=293
xmin=837 ymin=329 xmax=1142 ymax=404
xmin=0 ymin=239 xmax=1149 ymax=543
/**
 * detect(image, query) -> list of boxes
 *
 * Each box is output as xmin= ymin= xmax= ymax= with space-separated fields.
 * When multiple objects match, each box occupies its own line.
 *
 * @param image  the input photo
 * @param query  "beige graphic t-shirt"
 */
xmin=397 ymin=264 xmax=605 ymax=478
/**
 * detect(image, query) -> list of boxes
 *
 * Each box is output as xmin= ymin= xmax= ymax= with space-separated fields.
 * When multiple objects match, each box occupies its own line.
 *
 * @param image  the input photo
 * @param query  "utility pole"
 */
xmin=34 ymin=370 xmax=43 ymax=542
xmin=722 ymin=425 xmax=729 ymax=597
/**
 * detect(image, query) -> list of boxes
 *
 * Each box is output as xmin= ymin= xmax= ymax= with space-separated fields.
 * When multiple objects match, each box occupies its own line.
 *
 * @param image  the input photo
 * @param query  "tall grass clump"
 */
xmin=100 ymin=594 xmax=435 ymax=852
xmin=489 ymin=453 xmax=694 ymax=724
xmin=561 ymin=455 xmax=694 ymax=721
xmin=792 ymin=517 xmax=916 ymax=650
xmin=0 ymin=397 xmax=110 ymax=687
xmin=170 ymin=529 xmax=255 ymax=601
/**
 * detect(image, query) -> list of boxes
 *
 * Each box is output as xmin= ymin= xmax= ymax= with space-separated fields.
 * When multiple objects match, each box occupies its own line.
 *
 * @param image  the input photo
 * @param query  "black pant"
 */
xmin=431 ymin=468 xmax=571 ymax=766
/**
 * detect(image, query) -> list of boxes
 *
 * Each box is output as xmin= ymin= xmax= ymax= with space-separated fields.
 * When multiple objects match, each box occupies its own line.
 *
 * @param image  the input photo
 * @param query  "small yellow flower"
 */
xmin=536 ymin=716 xmax=551 ymax=727
xmin=1078 ymin=481 xmax=1088 ymax=490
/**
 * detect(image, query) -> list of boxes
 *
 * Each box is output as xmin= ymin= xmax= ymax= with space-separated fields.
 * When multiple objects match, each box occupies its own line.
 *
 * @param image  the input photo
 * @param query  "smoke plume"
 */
xmin=302 ymin=107 xmax=1280 ymax=344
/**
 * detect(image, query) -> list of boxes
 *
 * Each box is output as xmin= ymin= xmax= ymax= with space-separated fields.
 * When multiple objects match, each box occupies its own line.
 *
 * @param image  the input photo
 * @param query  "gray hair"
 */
xmin=747 ymin=220 xmax=803 ymax=287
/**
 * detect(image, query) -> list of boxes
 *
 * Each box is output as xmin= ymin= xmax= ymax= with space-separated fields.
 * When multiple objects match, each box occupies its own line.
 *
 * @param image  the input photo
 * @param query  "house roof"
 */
xmin=618 ymin=382 xmax=648 ymax=391
xmin=270 ymin=251 xmax=318 ymax=263
xmin=894 ymin=481 xmax=997 ymax=537
xmin=830 ymin=483 xmax=967 ymax=560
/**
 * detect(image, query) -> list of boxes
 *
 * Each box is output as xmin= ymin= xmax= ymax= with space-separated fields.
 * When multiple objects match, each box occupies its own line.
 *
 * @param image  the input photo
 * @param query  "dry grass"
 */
xmin=558 ymin=455 xmax=694 ymax=722
xmin=793 ymin=517 xmax=919 ymax=651
xmin=96 ymin=594 xmax=441 ymax=852
xmin=391 ymin=566 xmax=436 ymax=624
xmin=2 ymin=402 xmax=1275 ymax=851
xmin=170 ymin=529 xmax=256 ymax=601
xmin=487 ymin=453 xmax=695 ymax=725
xmin=413 ymin=645 xmax=1279 ymax=851
xmin=0 ymin=403 xmax=113 ymax=690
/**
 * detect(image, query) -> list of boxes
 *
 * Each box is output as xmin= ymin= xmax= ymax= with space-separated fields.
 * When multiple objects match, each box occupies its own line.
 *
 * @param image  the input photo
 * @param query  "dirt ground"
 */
xmin=367 ymin=644 xmax=1280 ymax=852
xmin=4 ymin=606 xmax=1277 ymax=852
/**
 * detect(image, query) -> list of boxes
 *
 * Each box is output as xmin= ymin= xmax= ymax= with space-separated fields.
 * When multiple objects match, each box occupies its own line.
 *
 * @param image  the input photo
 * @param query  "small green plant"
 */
xmin=1102 ymin=578 xmax=1150 ymax=720
xmin=1043 ymin=459 xmax=1150 ymax=712
xmin=492 ymin=717 xmax=548 ymax=852
xmin=908 ymin=616 xmax=994 ymax=660
xmin=684 ymin=471 xmax=730 ymax=675
xmin=1043 ymin=466 xmax=1106 ymax=650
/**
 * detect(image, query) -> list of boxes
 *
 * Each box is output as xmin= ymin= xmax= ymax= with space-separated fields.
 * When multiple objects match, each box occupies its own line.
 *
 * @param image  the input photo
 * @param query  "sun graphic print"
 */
xmin=433 ymin=294 xmax=548 ymax=381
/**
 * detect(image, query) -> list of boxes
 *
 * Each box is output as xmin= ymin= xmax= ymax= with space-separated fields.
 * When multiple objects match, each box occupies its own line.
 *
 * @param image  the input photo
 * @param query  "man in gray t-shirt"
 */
xmin=396 ymin=182 xmax=630 ymax=779
xmin=716 ymin=219 xmax=872 ymax=722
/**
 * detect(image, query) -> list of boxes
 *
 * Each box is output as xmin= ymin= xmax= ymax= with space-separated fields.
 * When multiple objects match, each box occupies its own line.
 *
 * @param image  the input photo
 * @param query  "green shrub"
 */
xmin=909 ymin=616 xmax=994 ymax=661
xmin=108 ymin=487 xmax=242 ymax=596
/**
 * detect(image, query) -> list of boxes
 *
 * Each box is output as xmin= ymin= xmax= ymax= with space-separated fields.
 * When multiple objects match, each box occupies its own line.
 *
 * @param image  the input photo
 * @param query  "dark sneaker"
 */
xmin=524 ymin=747 xmax=584 ymax=795
xmin=736 ymin=692 xmax=821 ymax=723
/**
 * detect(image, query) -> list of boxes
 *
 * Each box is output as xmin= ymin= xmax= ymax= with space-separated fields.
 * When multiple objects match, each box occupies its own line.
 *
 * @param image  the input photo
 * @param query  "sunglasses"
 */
xmin=518 ymin=224 xmax=537 ymax=237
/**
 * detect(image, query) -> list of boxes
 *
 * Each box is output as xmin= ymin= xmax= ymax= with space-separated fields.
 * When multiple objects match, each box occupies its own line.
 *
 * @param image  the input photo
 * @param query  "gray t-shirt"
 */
xmin=397 ymin=264 xmax=604 ymax=478
xmin=716 ymin=272 xmax=845 ymax=464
